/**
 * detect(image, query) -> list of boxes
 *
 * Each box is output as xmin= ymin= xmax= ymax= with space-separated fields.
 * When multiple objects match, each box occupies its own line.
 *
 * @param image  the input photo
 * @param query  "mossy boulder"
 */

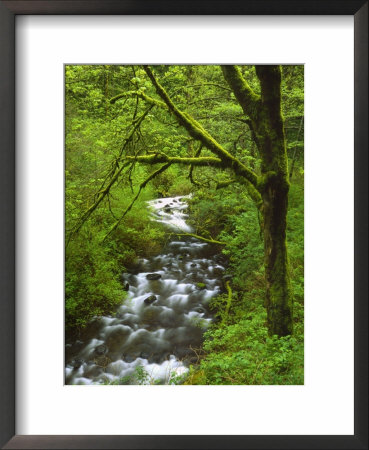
xmin=144 ymin=295 xmax=157 ymax=305
xmin=146 ymin=273 xmax=161 ymax=280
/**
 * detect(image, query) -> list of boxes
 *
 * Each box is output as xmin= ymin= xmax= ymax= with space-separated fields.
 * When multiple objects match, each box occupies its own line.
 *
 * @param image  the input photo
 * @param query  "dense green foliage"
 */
xmin=65 ymin=66 xmax=191 ymax=333
xmin=185 ymin=176 xmax=304 ymax=384
xmin=66 ymin=65 xmax=303 ymax=383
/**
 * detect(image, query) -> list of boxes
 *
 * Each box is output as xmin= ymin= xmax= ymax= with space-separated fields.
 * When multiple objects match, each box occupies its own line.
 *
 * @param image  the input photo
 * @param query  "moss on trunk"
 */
xmin=255 ymin=67 xmax=293 ymax=336
xmin=223 ymin=65 xmax=293 ymax=336
xmin=262 ymin=176 xmax=293 ymax=336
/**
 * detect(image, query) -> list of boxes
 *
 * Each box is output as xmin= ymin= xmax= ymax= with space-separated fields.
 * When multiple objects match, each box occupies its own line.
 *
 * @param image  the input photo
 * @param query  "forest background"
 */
xmin=65 ymin=64 xmax=304 ymax=385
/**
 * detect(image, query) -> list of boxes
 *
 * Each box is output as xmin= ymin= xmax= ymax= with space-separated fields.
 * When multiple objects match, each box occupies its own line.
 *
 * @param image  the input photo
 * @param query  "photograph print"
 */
xmin=65 ymin=64 xmax=304 ymax=385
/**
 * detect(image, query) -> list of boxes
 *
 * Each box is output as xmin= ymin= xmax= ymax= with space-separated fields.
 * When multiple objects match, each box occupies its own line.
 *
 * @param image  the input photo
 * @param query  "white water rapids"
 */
xmin=65 ymin=195 xmax=225 ymax=384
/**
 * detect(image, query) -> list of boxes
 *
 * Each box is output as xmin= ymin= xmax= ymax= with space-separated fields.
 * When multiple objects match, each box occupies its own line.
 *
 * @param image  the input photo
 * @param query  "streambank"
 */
xmin=65 ymin=195 xmax=227 ymax=385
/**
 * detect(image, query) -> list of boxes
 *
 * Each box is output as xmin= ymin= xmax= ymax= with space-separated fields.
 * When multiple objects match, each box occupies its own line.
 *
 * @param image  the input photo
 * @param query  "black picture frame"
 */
xmin=0 ymin=1 xmax=367 ymax=449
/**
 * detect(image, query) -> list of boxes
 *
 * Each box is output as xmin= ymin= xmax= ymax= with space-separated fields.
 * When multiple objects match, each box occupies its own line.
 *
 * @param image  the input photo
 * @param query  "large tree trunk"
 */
xmin=262 ymin=173 xmax=293 ymax=336
xmin=221 ymin=65 xmax=293 ymax=336
xmin=256 ymin=66 xmax=293 ymax=336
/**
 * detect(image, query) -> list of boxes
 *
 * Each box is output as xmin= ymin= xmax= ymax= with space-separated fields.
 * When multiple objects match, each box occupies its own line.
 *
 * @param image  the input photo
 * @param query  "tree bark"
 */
xmin=256 ymin=66 xmax=293 ymax=336
xmin=222 ymin=65 xmax=293 ymax=336
xmin=262 ymin=174 xmax=293 ymax=336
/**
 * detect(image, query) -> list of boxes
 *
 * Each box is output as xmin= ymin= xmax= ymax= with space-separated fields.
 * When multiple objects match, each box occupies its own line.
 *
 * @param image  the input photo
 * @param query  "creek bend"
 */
xmin=65 ymin=195 xmax=226 ymax=384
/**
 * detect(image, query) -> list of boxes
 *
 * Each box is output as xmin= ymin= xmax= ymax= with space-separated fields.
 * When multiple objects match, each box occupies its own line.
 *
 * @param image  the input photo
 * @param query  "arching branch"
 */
xmin=221 ymin=65 xmax=261 ymax=124
xmin=124 ymin=154 xmax=224 ymax=167
xmin=142 ymin=65 xmax=260 ymax=189
xmin=216 ymin=179 xmax=236 ymax=190
xmin=170 ymin=232 xmax=226 ymax=246
xmin=126 ymin=154 xmax=262 ymax=207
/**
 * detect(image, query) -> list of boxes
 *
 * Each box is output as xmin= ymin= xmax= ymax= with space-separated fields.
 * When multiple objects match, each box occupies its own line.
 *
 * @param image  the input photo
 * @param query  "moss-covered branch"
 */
xmin=125 ymin=154 xmax=261 ymax=208
xmin=170 ymin=233 xmax=226 ymax=246
xmin=216 ymin=179 xmax=236 ymax=189
xmin=124 ymin=154 xmax=224 ymax=167
xmin=142 ymin=65 xmax=260 ymax=189
xmin=221 ymin=65 xmax=261 ymax=123
xmin=124 ymin=155 xmax=260 ymax=203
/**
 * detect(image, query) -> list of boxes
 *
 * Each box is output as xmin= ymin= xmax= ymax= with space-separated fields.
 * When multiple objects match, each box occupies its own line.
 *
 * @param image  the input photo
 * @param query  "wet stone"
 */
xmin=144 ymin=295 xmax=157 ymax=305
xmin=146 ymin=273 xmax=161 ymax=280
xmin=95 ymin=344 xmax=107 ymax=356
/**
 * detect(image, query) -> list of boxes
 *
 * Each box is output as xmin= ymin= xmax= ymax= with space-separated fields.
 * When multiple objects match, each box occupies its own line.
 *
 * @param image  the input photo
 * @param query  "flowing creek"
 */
xmin=65 ymin=195 xmax=226 ymax=384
